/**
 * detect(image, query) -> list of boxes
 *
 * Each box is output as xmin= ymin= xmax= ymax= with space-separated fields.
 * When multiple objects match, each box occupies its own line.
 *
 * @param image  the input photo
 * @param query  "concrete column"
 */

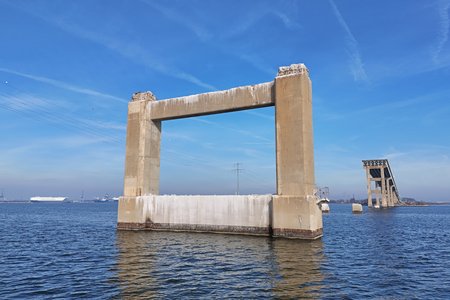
xmin=388 ymin=186 xmax=391 ymax=206
xmin=387 ymin=180 xmax=393 ymax=207
xmin=386 ymin=181 xmax=391 ymax=207
xmin=272 ymin=64 xmax=322 ymax=239
xmin=366 ymin=167 xmax=372 ymax=207
xmin=375 ymin=183 xmax=380 ymax=208
xmin=119 ymin=92 xmax=161 ymax=227
xmin=391 ymin=185 xmax=396 ymax=206
xmin=381 ymin=166 xmax=387 ymax=208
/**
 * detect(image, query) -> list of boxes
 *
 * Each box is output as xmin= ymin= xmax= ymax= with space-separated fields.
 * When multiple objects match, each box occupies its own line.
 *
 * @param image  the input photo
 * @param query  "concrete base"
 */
xmin=117 ymin=222 xmax=270 ymax=236
xmin=118 ymin=194 xmax=323 ymax=239
xmin=118 ymin=195 xmax=272 ymax=236
xmin=272 ymin=228 xmax=323 ymax=239
xmin=352 ymin=203 xmax=363 ymax=213
xmin=271 ymin=195 xmax=323 ymax=240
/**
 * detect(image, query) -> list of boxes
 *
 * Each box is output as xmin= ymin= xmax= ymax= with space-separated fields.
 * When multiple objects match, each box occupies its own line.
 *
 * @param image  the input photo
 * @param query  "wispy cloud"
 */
xmin=1 ymin=135 xmax=116 ymax=158
xmin=77 ymin=119 xmax=126 ymax=131
xmin=243 ymin=110 xmax=275 ymax=121
xmin=272 ymin=11 xmax=302 ymax=30
xmin=192 ymin=118 xmax=271 ymax=142
xmin=0 ymin=92 xmax=60 ymax=111
xmin=49 ymin=135 xmax=117 ymax=147
xmin=140 ymin=0 xmax=212 ymax=42
xmin=139 ymin=1 xmax=288 ymax=76
xmin=329 ymin=0 xmax=368 ymax=82
xmin=0 ymin=134 xmax=121 ymax=185
xmin=318 ymin=91 xmax=442 ymax=122
xmin=164 ymin=131 xmax=197 ymax=142
xmin=223 ymin=7 xmax=301 ymax=39
xmin=53 ymin=19 xmax=216 ymax=91
xmin=382 ymin=146 xmax=450 ymax=201
xmin=0 ymin=91 xmax=124 ymax=143
xmin=236 ymin=54 xmax=276 ymax=76
xmin=433 ymin=0 xmax=450 ymax=63
xmin=384 ymin=151 xmax=408 ymax=160
xmin=218 ymin=146 xmax=263 ymax=159
xmin=163 ymin=148 xmax=230 ymax=172
xmin=4 ymin=2 xmax=215 ymax=91
xmin=0 ymin=67 xmax=127 ymax=103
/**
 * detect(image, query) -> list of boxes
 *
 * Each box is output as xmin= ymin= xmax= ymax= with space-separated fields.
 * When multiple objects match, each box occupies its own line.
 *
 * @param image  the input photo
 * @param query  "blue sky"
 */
xmin=1 ymin=0 xmax=449 ymax=201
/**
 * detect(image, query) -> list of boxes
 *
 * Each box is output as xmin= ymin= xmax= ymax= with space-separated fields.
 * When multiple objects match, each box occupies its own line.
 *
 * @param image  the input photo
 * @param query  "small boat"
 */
xmin=315 ymin=186 xmax=330 ymax=213
xmin=316 ymin=196 xmax=330 ymax=213
xmin=94 ymin=194 xmax=114 ymax=202
xmin=320 ymin=202 xmax=330 ymax=213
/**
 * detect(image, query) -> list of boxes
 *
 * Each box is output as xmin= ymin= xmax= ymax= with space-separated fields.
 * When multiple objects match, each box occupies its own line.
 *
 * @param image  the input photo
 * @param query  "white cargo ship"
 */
xmin=30 ymin=196 xmax=67 ymax=202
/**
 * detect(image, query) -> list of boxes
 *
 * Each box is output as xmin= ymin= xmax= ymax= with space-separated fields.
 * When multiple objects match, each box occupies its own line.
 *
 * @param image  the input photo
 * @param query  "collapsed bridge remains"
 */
xmin=118 ymin=63 xmax=323 ymax=239
xmin=363 ymin=159 xmax=400 ymax=208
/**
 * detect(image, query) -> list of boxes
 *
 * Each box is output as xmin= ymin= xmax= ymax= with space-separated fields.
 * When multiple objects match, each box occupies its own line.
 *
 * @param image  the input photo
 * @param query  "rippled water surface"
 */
xmin=1 ymin=203 xmax=449 ymax=299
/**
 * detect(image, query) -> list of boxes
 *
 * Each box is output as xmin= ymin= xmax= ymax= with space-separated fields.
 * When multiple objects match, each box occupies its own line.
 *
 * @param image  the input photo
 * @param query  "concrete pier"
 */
xmin=118 ymin=63 xmax=323 ymax=239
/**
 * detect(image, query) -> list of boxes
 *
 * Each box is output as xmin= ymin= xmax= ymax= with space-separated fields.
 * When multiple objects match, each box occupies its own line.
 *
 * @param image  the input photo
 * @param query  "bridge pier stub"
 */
xmin=272 ymin=64 xmax=323 ymax=239
xmin=393 ymin=186 xmax=398 ymax=205
xmin=387 ymin=180 xmax=393 ymax=207
xmin=375 ymin=182 xmax=381 ymax=208
xmin=118 ymin=92 xmax=161 ymax=228
xmin=391 ymin=184 xmax=396 ymax=206
xmin=381 ymin=165 xmax=388 ymax=208
xmin=386 ymin=181 xmax=391 ymax=207
xmin=391 ymin=186 xmax=395 ymax=207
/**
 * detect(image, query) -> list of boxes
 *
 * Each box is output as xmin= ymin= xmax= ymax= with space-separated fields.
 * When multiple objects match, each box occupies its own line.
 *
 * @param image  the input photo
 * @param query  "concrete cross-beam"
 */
xmin=149 ymin=82 xmax=274 ymax=121
xmin=118 ymin=63 xmax=323 ymax=239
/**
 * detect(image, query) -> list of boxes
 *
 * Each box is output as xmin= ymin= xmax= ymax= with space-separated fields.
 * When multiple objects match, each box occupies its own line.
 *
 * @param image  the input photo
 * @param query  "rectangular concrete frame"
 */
xmin=118 ymin=63 xmax=323 ymax=239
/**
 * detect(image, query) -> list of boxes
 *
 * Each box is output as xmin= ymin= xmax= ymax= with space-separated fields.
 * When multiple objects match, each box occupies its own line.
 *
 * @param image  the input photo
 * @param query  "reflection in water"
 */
xmin=116 ymin=231 xmax=159 ymax=299
xmin=271 ymin=239 xmax=324 ymax=298
xmin=116 ymin=231 xmax=325 ymax=298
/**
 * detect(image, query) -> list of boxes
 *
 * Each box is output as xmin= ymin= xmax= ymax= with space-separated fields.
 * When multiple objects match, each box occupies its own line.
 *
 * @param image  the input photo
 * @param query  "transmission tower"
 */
xmin=233 ymin=163 xmax=244 ymax=195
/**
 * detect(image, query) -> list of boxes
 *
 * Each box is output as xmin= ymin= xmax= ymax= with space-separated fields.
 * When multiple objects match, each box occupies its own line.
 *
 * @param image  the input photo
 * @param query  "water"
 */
xmin=0 ymin=203 xmax=449 ymax=299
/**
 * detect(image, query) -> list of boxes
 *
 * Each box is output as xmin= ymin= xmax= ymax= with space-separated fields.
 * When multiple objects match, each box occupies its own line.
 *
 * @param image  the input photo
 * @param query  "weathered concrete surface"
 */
xmin=117 ymin=196 xmax=147 ymax=230
xmin=272 ymin=64 xmax=322 ymax=239
xmin=272 ymin=195 xmax=323 ymax=239
xmin=118 ymin=195 xmax=272 ymax=235
xmin=352 ymin=203 xmax=363 ymax=213
xmin=275 ymin=64 xmax=314 ymax=196
xmin=118 ymin=63 xmax=323 ymax=239
xmin=123 ymin=92 xmax=161 ymax=197
xmin=150 ymin=82 xmax=274 ymax=121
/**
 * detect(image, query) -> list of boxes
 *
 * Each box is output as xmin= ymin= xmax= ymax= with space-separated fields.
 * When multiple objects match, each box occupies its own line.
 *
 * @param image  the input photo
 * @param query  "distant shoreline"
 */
xmin=2 ymin=200 xmax=449 ymax=206
xmin=0 ymin=200 xmax=116 ymax=203
xmin=329 ymin=202 xmax=450 ymax=207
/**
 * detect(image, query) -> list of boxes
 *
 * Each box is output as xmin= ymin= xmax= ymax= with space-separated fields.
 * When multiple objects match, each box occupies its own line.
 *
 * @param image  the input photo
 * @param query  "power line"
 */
xmin=0 ymin=85 xmax=124 ymax=144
